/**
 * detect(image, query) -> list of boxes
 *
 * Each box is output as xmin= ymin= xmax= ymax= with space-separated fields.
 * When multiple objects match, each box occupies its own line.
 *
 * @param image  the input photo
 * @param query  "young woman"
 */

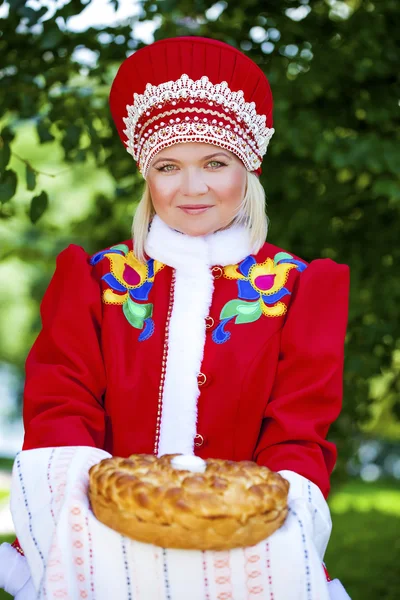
xmin=0 ymin=36 xmax=350 ymax=599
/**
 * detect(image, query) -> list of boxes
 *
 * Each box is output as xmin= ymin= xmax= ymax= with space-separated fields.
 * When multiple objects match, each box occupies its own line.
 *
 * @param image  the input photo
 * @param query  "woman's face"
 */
xmin=146 ymin=142 xmax=247 ymax=236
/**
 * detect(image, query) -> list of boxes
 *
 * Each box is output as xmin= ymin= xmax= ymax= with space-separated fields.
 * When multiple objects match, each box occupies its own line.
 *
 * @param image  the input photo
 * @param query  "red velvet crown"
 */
xmin=109 ymin=36 xmax=274 ymax=177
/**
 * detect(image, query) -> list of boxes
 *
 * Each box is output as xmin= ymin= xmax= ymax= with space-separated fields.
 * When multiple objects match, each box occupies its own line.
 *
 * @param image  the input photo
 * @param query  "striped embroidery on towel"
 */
xmin=162 ymin=548 xmax=172 ymax=600
xmin=16 ymin=455 xmax=45 ymax=567
xmin=68 ymin=449 xmax=100 ymax=599
xmin=46 ymin=448 xmax=56 ymax=524
xmin=202 ymin=551 xmax=211 ymax=600
xmin=69 ymin=471 xmax=90 ymax=596
xmin=44 ymin=447 xmax=76 ymax=598
xmin=122 ymin=537 xmax=133 ymax=600
xmin=154 ymin=549 xmax=164 ymax=599
xmin=289 ymin=506 xmax=312 ymax=600
xmin=244 ymin=546 xmax=264 ymax=598
xmin=86 ymin=513 xmax=95 ymax=598
xmin=51 ymin=447 xmax=76 ymax=521
xmin=265 ymin=541 xmax=274 ymax=600
xmin=307 ymin=480 xmax=318 ymax=526
xmin=307 ymin=480 xmax=312 ymax=505
xmin=213 ymin=551 xmax=233 ymax=599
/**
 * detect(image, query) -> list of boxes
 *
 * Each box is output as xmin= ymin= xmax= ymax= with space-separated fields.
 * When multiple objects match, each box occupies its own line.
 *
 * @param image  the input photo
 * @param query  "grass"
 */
xmin=326 ymin=509 xmax=400 ymax=600
xmin=0 ymin=458 xmax=13 ymax=472
xmin=0 ymin=479 xmax=399 ymax=599
xmin=326 ymin=478 xmax=400 ymax=600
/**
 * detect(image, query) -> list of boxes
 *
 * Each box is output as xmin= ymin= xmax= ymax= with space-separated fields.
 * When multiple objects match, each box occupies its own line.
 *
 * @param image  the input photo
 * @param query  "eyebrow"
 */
xmin=152 ymin=151 xmax=233 ymax=167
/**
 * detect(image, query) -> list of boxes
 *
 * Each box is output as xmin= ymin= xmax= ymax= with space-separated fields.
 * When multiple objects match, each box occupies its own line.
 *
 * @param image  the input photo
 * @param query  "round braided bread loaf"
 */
xmin=88 ymin=454 xmax=289 ymax=550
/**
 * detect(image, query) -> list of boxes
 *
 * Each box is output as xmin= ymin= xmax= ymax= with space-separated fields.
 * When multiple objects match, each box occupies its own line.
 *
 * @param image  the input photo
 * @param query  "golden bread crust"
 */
xmin=88 ymin=454 xmax=289 ymax=550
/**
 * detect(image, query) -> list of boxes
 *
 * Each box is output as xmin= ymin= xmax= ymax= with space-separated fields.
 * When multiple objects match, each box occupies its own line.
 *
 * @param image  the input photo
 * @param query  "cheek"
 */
xmin=148 ymin=178 xmax=176 ymax=211
xmin=216 ymin=171 xmax=246 ymax=206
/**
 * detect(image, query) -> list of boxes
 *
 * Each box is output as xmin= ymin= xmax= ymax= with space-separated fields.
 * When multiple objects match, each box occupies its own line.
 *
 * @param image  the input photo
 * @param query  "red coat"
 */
xmin=22 ymin=237 xmax=349 ymax=499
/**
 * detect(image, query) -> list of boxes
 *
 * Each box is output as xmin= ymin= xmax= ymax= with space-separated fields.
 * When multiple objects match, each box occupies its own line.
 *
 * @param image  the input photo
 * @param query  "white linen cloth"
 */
xmin=0 ymin=447 xmax=351 ymax=599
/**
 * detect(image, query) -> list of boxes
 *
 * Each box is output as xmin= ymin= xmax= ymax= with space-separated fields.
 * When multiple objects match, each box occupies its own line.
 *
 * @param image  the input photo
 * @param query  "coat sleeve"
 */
xmin=22 ymin=244 xmax=107 ymax=450
xmin=253 ymin=258 xmax=350 ymax=498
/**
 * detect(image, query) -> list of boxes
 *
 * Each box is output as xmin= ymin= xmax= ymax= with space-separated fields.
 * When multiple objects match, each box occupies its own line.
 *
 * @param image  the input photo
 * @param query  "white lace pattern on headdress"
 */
xmin=122 ymin=74 xmax=275 ymax=176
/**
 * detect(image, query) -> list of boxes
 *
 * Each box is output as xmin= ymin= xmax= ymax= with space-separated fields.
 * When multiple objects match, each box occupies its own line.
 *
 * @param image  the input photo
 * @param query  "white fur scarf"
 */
xmin=145 ymin=215 xmax=254 ymax=456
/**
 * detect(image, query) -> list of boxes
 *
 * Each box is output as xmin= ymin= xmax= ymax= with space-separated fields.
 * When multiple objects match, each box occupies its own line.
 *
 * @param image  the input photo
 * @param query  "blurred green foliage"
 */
xmin=325 ymin=478 xmax=400 ymax=599
xmin=0 ymin=0 xmax=399 ymax=483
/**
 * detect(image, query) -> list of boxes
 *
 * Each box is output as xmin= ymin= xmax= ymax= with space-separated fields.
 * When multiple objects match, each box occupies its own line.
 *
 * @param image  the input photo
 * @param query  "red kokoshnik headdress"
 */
xmin=109 ymin=36 xmax=274 ymax=178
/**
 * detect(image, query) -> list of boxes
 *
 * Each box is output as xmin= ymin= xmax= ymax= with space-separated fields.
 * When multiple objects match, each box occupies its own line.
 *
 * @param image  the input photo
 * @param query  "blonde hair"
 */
xmin=132 ymin=171 xmax=268 ymax=263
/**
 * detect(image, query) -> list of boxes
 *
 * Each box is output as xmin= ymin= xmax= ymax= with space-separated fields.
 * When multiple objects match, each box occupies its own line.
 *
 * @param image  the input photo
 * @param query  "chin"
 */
xmin=179 ymin=222 xmax=217 ymax=237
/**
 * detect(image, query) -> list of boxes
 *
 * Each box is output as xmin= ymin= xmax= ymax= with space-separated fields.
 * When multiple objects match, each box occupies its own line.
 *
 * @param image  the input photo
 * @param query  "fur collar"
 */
xmin=145 ymin=215 xmax=254 ymax=457
xmin=145 ymin=214 xmax=254 ymax=271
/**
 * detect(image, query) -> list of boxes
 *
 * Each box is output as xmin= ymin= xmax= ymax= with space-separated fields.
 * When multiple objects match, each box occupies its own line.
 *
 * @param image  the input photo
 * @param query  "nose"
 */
xmin=180 ymin=168 xmax=208 ymax=197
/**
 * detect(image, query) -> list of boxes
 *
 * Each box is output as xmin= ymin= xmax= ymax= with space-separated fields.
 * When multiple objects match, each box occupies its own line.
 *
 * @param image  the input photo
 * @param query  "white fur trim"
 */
xmin=145 ymin=215 xmax=255 ymax=272
xmin=157 ymin=257 xmax=213 ymax=455
xmin=145 ymin=216 xmax=253 ymax=455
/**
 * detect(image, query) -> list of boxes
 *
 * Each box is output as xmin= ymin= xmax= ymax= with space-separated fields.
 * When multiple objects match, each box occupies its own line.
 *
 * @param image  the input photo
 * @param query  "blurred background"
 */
xmin=0 ymin=0 xmax=399 ymax=598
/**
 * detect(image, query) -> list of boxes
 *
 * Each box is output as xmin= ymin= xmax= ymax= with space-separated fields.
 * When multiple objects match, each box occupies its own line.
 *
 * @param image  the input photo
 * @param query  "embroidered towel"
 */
xmin=5 ymin=447 xmax=346 ymax=599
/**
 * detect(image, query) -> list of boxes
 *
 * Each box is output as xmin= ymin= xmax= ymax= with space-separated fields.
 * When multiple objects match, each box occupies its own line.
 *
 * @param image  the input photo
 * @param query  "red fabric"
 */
xmin=110 ymin=36 xmax=273 ymax=143
xmin=22 ymin=241 xmax=349 ymax=501
xmin=323 ymin=564 xmax=332 ymax=582
xmin=23 ymin=246 xmax=107 ymax=450
xmin=253 ymin=259 xmax=350 ymax=498
xmin=11 ymin=538 xmax=24 ymax=556
xmin=109 ymin=36 xmax=273 ymax=174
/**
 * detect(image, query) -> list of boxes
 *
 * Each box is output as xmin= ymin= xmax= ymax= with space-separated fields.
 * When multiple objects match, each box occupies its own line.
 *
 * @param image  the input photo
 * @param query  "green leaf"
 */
xmin=8 ymin=0 xmax=25 ymax=9
xmin=40 ymin=26 xmax=63 ymax=50
xmin=274 ymin=251 xmax=294 ymax=265
xmin=220 ymin=299 xmax=261 ymax=324
xmin=55 ymin=1 xmax=88 ymax=19
xmin=0 ymin=127 xmax=15 ymax=144
xmin=29 ymin=191 xmax=48 ymax=223
xmin=128 ymin=302 xmax=147 ymax=318
xmin=18 ymin=6 xmax=37 ymax=20
xmin=235 ymin=301 xmax=262 ymax=324
xmin=0 ymin=170 xmax=17 ymax=203
xmin=37 ymin=120 xmax=55 ymax=143
xmin=123 ymin=299 xmax=153 ymax=329
xmin=62 ymin=125 xmax=82 ymax=153
xmin=372 ymin=179 xmax=400 ymax=201
xmin=75 ymin=149 xmax=87 ymax=163
xmin=26 ymin=164 xmax=37 ymax=191
xmin=0 ymin=140 xmax=11 ymax=174
xmin=123 ymin=298 xmax=153 ymax=328
xmin=237 ymin=302 xmax=261 ymax=316
xmin=383 ymin=148 xmax=400 ymax=175
xmin=111 ymin=243 xmax=129 ymax=255
xmin=123 ymin=302 xmax=144 ymax=329
xmin=220 ymin=299 xmax=243 ymax=320
xmin=18 ymin=6 xmax=47 ymax=25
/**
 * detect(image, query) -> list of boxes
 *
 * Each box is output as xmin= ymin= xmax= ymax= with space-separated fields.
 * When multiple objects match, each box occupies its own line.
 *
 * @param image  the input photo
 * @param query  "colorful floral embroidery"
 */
xmin=90 ymin=244 xmax=164 ymax=341
xmin=212 ymin=252 xmax=307 ymax=344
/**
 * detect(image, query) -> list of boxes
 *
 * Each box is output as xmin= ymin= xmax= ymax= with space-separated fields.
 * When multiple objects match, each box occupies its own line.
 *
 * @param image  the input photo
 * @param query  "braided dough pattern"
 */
xmin=89 ymin=454 xmax=289 ymax=550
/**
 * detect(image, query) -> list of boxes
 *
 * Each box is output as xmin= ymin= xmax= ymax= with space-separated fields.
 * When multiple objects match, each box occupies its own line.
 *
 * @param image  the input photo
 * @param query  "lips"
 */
xmin=179 ymin=205 xmax=212 ymax=209
xmin=178 ymin=205 xmax=213 ymax=215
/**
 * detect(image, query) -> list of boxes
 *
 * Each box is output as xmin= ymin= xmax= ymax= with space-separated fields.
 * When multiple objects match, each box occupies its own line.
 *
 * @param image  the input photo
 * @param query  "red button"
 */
xmin=211 ymin=266 xmax=223 ymax=279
